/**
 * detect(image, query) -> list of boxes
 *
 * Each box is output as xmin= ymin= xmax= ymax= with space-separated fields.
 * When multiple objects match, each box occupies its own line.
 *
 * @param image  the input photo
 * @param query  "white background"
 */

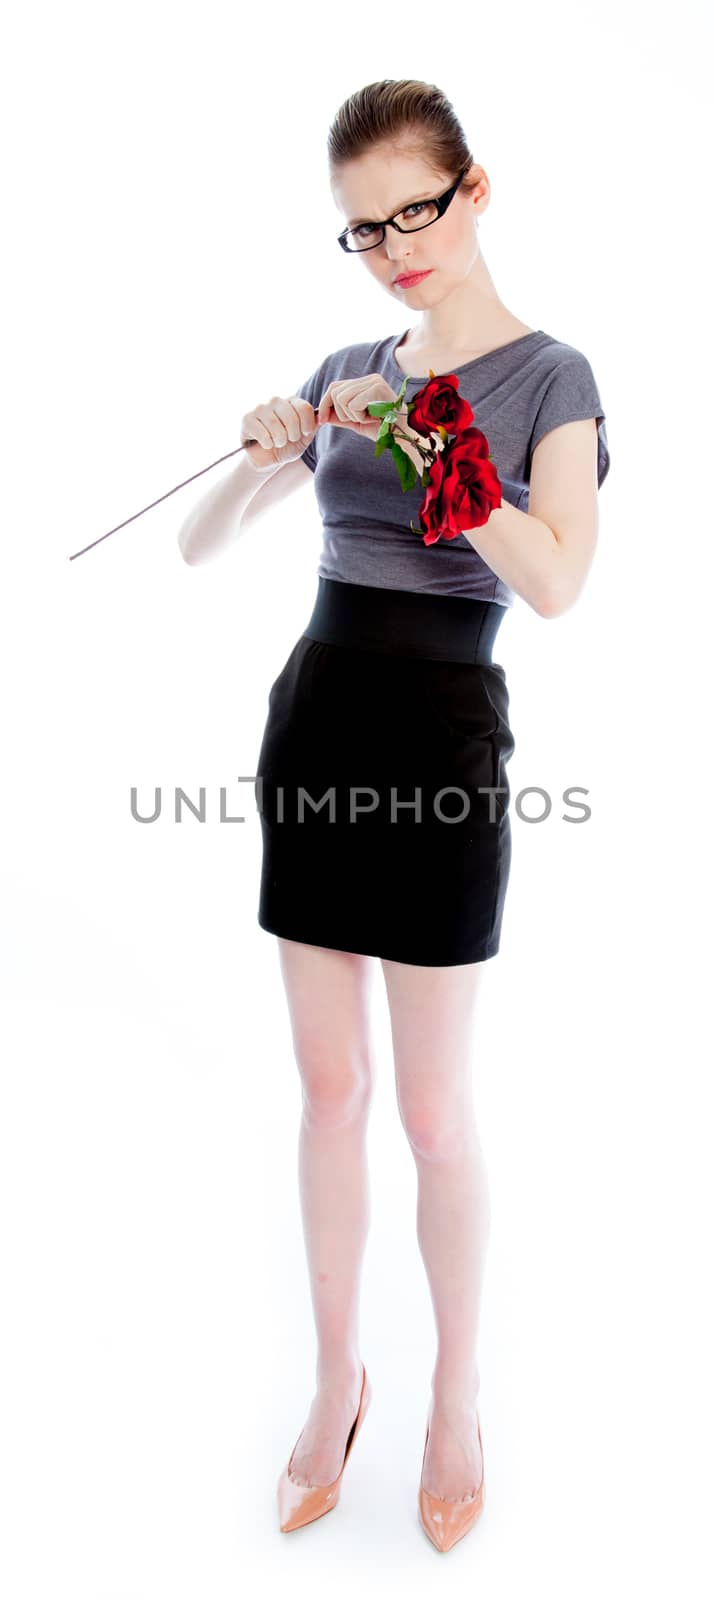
xmin=1 ymin=1 xmax=712 ymax=1594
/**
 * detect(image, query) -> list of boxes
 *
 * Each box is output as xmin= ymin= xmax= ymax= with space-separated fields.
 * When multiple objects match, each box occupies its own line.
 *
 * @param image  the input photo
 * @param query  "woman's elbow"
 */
xmin=177 ymin=525 xmax=205 ymax=566
xmin=536 ymin=586 xmax=569 ymax=619
xmin=536 ymin=572 xmax=588 ymax=618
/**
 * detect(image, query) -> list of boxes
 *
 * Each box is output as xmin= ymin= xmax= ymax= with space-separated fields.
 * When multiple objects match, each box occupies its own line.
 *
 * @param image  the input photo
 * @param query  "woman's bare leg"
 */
xmin=277 ymin=937 xmax=376 ymax=1487
xmin=381 ymin=956 xmax=490 ymax=1502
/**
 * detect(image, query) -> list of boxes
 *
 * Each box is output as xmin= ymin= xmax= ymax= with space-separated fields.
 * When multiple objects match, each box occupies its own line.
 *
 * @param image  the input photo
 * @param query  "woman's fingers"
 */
xmin=316 ymin=374 xmax=399 ymax=430
xmin=240 ymin=394 xmax=319 ymax=470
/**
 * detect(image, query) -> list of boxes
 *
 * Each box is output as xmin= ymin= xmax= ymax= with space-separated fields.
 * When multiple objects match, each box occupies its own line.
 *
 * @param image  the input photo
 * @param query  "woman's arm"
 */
xmin=177 ymin=452 xmax=312 ymax=566
xmin=460 ymin=417 xmax=600 ymax=617
xmin=239 ymin=455 xmax=314 ymax=531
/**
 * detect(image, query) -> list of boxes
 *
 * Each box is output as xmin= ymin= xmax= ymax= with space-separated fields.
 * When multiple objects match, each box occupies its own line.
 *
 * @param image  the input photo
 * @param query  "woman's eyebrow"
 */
xmin=346 ymin=189 xmax=433 ymax=227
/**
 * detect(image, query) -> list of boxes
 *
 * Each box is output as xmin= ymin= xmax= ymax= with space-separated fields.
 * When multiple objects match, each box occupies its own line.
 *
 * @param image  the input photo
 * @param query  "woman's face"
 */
xmin=331 ymin=148 xmax=488 ymax=304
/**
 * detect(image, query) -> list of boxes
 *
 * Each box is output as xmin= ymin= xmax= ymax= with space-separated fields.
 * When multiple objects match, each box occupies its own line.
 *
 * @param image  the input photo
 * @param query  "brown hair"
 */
xmin=327 ymin=78 xmax=480 ymax=197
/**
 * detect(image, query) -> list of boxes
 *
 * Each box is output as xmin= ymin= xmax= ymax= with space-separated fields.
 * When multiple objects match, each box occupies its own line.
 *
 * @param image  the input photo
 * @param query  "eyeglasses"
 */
xmin=337 ymin=164 xmax=472 ymax=253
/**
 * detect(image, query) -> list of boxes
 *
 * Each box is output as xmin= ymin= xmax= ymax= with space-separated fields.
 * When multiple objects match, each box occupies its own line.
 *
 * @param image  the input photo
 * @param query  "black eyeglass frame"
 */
xmin=337 ymin=163 xmax=472 ymax=253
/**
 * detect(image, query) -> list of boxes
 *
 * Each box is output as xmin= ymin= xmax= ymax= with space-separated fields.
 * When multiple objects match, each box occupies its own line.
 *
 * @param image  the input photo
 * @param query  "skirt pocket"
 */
xmin=480 ymin=665 xmax=516 ymax=822
xmin=422 ymin=660 xmax=500 ymax=741
xmin=422 ymin=660 xmax=514 ymax=823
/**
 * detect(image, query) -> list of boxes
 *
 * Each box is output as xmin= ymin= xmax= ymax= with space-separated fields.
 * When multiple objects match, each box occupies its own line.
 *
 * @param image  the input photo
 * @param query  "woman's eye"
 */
xmin=352 ymin=201 xmax=426 ymax=240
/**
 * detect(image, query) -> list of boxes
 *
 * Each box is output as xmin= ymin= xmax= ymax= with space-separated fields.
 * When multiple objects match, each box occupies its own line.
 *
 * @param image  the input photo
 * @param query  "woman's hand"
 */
xmin=316 ymin=374 xmax=427 ymax=472
xmin=240 ymin=394 xmax=319 ymax=472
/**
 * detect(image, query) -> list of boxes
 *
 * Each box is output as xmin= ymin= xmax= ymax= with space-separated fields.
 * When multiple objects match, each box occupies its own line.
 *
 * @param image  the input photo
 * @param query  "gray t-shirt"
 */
xmin=295 ymin=327 xmax=610 ymax=608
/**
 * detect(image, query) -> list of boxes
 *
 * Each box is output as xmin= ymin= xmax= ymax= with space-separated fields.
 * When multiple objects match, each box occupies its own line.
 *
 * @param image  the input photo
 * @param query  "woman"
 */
xmin=179 ymin=79 xmax=610 ymax=1552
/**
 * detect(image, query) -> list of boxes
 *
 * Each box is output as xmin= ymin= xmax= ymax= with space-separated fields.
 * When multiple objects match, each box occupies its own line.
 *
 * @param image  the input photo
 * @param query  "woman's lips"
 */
xmin=393 ymin=269 xmax=433 ymax=287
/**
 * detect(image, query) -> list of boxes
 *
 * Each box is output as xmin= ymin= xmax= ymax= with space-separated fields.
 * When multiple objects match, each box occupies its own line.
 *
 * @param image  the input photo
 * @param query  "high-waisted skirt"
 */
xmin=255 ymin=576 xmax=516 ymax=966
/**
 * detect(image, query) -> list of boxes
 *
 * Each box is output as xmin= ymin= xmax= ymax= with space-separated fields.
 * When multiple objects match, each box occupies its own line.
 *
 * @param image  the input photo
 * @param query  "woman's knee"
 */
xmin=301 ymin=1061 xmax=373 ymax=1128
xmin=397 ymin=1090 xmax=472 ymax=1160
xmin=381 ymin=958 xmax=482 ymax=1156
xmin=277 ymin=939 xmax=375 ymax=1124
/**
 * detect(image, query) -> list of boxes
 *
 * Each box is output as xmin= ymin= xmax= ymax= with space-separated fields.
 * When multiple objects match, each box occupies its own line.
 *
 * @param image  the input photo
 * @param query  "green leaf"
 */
xmin=367 ymin=400 xmax=399 ymax=419
xmin=388 ymin=439 xmax=418 ymax=492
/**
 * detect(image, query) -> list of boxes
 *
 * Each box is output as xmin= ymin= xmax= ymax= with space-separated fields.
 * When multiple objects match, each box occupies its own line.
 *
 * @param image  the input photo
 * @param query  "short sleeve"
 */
xmin=293 ymin=356 xmax=330 ymax=474
xmin=530 ymin=350 xmax=610 ymax=489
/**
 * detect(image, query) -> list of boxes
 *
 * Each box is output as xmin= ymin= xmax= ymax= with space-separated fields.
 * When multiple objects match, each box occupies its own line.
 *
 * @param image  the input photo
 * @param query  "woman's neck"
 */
xmin=393 ymin=311 xmax=535 ymax=376
xmin=396 ymin=255 xmax=529 ymax=363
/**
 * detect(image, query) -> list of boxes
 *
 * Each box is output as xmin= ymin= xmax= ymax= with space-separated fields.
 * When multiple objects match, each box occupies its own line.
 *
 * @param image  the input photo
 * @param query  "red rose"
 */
xmin=419 ymin=428 xmax=502 ymax=546
xmin=408 ymin=374 xmax=474 ymax=439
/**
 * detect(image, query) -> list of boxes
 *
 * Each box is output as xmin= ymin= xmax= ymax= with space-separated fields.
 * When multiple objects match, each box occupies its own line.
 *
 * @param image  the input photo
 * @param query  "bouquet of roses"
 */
xmin=366 ymin=370 xmax=502 ymax=547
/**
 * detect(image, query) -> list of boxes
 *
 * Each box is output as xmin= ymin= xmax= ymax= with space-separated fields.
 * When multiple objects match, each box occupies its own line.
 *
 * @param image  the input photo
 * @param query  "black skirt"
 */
xmin=255 ymin=577 xmax=516 ymax=966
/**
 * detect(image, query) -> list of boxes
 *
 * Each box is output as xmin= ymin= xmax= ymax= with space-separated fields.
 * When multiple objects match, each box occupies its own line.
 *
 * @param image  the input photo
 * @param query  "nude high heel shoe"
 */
xmin=418 ymin=1409 xmax=485 ymax=1553
xmin=277 ymin=1363 xmax=372 ymax=1533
